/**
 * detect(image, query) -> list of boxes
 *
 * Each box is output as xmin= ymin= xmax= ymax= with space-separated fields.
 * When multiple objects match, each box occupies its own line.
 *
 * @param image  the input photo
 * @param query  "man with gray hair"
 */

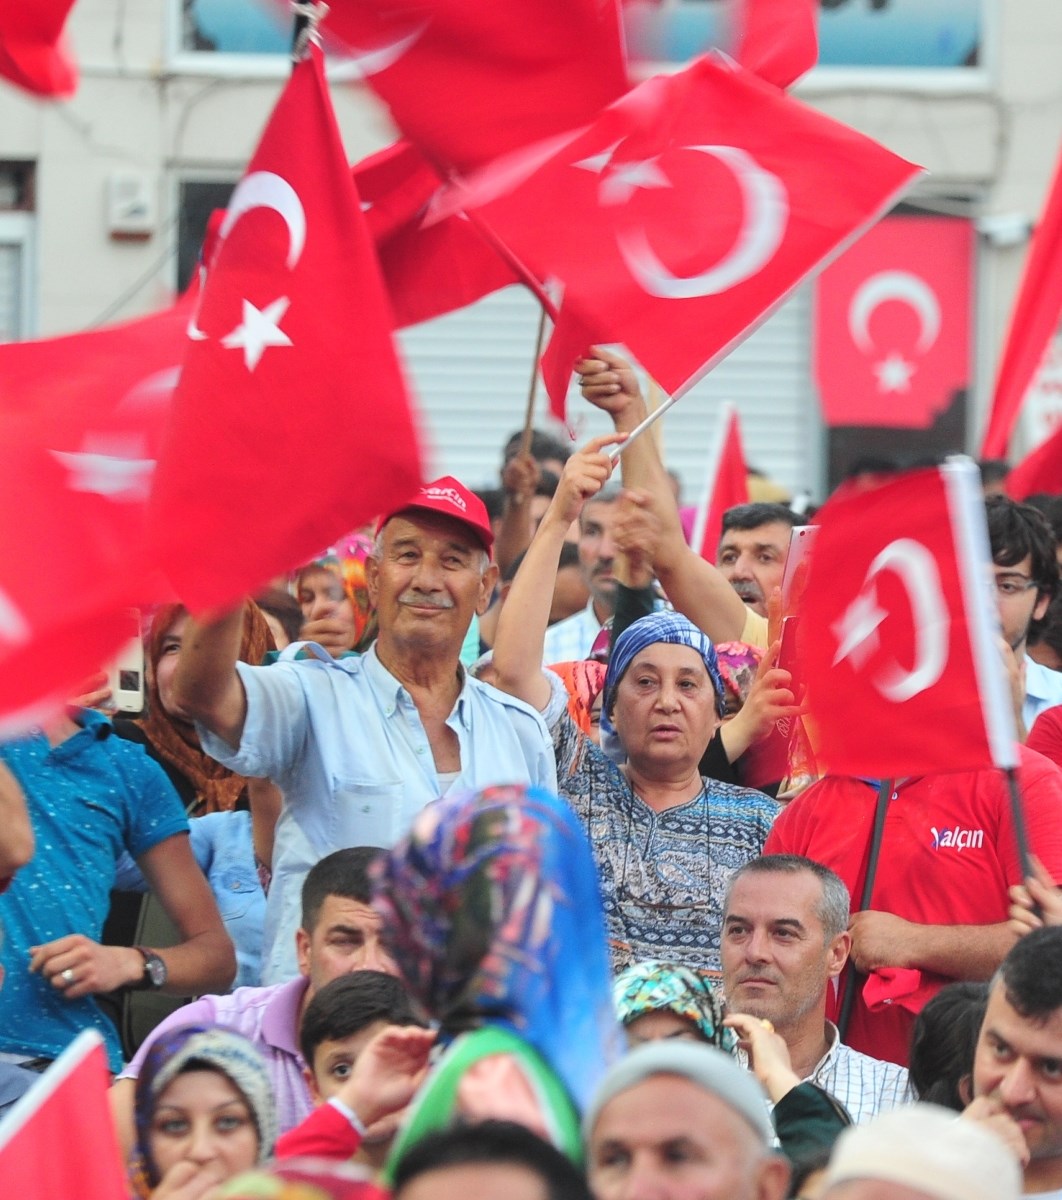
xmin=172 ymin=476 xmax=557 ymax=984
xmin=584 ymin=1041 xmax=790 ymax=1200
xmin=722 ymin=855 xmax=910 ymax=1123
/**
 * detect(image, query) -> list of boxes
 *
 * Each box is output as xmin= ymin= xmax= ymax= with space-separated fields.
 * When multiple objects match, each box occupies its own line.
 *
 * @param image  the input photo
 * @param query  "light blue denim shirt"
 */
xmin=198 ymin=641 xmax=557 ymax=985
xmin=1025 ymin=656 xmax=1062 ymax=732
xmin=115 ymin=809 xmax=264 ymax=989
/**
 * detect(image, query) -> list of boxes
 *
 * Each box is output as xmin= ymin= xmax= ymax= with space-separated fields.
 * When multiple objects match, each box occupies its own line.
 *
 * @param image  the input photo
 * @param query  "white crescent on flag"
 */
xmin=614 ymin=145 xmax=789 ymax=300
xmin=848 ymin=270 xmax=941 ymax=355
xmin=188 ymin=172 xmax=306 ymax=347
xmin=832 ymin=537 xmax=949 ymax=702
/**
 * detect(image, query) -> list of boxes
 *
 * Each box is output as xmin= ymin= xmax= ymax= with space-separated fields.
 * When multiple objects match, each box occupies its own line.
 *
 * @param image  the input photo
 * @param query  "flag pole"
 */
xmin=837 ymin=777 xmax=892 ymax=1040
xmin=1005 ymin=766 xmax=1035 ymax=882
xmin=519 ymin=307 xmax=550 ymax=457
xmin=609 ymin=390 xmax=681 ymax=465
xmin=290 ymin=1 xmax=326 ymax=64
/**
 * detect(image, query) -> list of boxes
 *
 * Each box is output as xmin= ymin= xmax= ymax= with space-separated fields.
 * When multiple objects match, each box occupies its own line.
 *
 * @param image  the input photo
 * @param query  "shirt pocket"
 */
xmin=213 ymin=864 xmax=262 ymax=921
xmin=332 ymin=779 xmax=408 ymax=848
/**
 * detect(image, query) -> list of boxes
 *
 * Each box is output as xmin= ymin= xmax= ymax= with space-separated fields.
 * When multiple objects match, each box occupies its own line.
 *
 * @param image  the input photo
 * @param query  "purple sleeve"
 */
xmin=115 ymin=995 xmax=219 ymax=1078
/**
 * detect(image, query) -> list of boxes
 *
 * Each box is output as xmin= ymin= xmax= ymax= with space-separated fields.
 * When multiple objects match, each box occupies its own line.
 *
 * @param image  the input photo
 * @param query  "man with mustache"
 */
xmin=722 ymin=855 xmax=910 ymax=1123
xmin=172 ymin=477 xmax=557 ymax=985
xmin=717 ymin=504 xmax=800 ymax=621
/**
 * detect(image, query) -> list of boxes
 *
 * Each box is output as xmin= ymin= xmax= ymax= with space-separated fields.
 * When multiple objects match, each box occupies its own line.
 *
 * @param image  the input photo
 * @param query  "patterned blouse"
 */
xmin=548 ymin=690 xmax=778 ymax=975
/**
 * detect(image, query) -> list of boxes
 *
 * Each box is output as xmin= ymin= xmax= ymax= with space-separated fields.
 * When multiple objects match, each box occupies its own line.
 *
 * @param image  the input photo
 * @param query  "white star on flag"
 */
xmin=574 ymin=141 xmax=622 ymax=176
xmin=221 ymin=297 xmax=293 ymax=371
xmin=599 ymin=158 xmax=671 ymax=206
xmin=50 ymin=441 xmax=156 ymax=501
xmin=831 ymin=585 xmax=888 ymax=669
xmin=874 ymin=353 xmax=916 ymax=393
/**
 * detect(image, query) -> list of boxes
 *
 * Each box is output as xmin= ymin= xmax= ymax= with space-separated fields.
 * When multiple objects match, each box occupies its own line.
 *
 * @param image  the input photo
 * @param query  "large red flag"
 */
xmin=814 ymin=215 xmax=974 ymax=428
xmin=320 ymin=0 xmax=629 ymax=174
xmin=981 ymin=145 xmax=1062 ymax=458
xmin=690 ymin=402 xmax=750 ymax=561
xmin=1005 ymin=422 xmax=1062 ymax=501
xmin=799 ymin=460 xmax=1018 ymax=778
xmin=0 ymin=0 xmax=77 ymax=97
xmin=461 ymin=52 xmax=921 ymax=401
xmin=735 ymin=0 xmax=818 ymax=90
xmin=0 ymin=1031 xmax=126 ymax=1195
xmin=0 ymin=293 xmax=190 ymax=732
xmin=353 ymin=141 xmax=518 ymax=327
xmin=147 ymin=47 xmax=423 ymax=613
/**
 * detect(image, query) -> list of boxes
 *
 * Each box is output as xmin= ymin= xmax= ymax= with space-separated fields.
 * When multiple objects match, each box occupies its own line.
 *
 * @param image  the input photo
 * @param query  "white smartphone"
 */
xmin=106 ymin=610 xmax=145 ymax=715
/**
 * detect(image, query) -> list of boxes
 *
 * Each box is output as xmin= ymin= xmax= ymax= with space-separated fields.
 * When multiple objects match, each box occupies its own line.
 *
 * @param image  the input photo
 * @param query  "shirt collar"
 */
xmin=261 ymin=975 xmax=312 ymax=1063
xmin=811 ymin=1021 xmax=841 ymax=1078
xmin=364 ymin=644 xmax=472 ymax=729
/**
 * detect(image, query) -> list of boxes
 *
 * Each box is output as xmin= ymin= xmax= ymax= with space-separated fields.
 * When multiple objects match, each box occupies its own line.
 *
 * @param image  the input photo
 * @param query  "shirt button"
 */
xmin=361 ymin=805 xmax=370 ymax=813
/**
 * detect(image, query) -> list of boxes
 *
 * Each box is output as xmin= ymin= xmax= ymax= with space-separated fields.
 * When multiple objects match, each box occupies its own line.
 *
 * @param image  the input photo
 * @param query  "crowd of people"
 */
xmin=3 ymin=350 xmax=1062 ymax=1200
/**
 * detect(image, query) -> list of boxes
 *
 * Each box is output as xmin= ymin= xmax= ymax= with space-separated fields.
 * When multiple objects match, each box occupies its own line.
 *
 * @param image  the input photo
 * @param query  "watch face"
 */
xmin=144 ymin=953 xmax=167 ymax=988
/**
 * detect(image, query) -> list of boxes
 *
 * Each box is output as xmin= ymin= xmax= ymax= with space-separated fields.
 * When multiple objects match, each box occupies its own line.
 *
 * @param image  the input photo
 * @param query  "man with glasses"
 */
xmin=985 ymin=495 xmax=1062 ymax=734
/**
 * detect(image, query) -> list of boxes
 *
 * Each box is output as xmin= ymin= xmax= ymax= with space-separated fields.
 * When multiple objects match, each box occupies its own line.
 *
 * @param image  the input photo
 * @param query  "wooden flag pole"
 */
xmin=519 ymin=306 xmax=550 ymax=457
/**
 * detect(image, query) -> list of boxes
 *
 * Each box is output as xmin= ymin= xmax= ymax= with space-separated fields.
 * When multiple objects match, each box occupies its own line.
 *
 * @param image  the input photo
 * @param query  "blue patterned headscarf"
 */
xmin=613 ymin=960 xmax=737 ymax=1052
xmin=371 ymin=784 xmax=622 ymax=1112
xmin=604 ymin=611 xmax=726 ymax=719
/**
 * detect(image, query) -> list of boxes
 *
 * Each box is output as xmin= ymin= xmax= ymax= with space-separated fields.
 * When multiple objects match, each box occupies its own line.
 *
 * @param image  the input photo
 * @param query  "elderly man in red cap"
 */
xmin=173 ymin=477 xmax=557 ymax=984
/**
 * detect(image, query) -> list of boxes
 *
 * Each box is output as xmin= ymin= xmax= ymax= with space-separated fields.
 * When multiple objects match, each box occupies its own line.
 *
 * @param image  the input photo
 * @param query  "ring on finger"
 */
xmin=60 ymin=968 xmax=76 ymax=986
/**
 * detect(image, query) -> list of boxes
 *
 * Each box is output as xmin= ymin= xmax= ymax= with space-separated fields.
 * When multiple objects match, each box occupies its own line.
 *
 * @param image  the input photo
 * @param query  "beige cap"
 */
xmin=822 ymin=1104 xmax=1021 ymax=1200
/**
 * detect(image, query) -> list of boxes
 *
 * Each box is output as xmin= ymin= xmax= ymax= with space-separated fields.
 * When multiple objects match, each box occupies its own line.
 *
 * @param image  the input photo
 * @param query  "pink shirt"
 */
xmin=118 ymin=976 xmax=312 ymax=1134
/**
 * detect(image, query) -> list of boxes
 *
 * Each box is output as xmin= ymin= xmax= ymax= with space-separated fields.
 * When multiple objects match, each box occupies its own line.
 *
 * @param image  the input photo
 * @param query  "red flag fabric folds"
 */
xmin=1005 ymin=423 xmax=1062 ymax=501
xmin=0 ymin=1031 xmax=126 ymax=1197
xmin=465 ymin=53 xmax=921 ymax=401
xmin=322 ymin=0 xmax=628 ymax=174
xmin=735 ymin=0 xmax=818 ymax=90
xmin=0 ymin=0 xmax=77 ymax=97
xmin=147 ymin=47 xmax=422 ymax=614
xmin=690 ymin=402 xmax=749 ymax=560
xmin=0 ymin=293 xmax=189 ymax=732
xmin=799 ymin=461 xmax=1018 ymax=778
xmin=353 ymin=141 xmax=517 ymax=327
xmin=981 ymin=146 xmax=1062 ymax=458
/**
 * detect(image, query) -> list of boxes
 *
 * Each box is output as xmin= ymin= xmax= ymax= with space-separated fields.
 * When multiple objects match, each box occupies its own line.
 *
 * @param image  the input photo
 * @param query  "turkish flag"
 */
xmin=0 ymin=1031 xmax=126 ymax=1196
xmin=320 ymin=0 xmax=629 ymax=175
xmin=460 ymin=52 xmax=921 ymax=400
xmin=981 ymin=146 xmax=1062 ymax=458
xmin=690 ymin=403 xmax=750 ymax=561
xmin=799 ymin=460 xmax=1018 ymax=778
xmin=1006 ymin=422 xmax=1062 ymax=501
xmin=0 ymin=291 xmax=190 ymax=731
xmin=146 ymin=47 xmax=423 ymax=614
xmin=353 ymin=141 xmax=518 ymax=327
xmin=735 ymin=0 xmax=818 ymax=90
xmin=0 ymin=0 xmax=77 ymax=97
xmin=815 ymin=215 xmax=974 ymax=428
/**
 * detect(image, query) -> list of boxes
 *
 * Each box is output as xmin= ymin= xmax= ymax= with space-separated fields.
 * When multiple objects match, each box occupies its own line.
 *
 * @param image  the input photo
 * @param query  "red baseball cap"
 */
xmin=377 ymin=476 xmax=494 ymax=554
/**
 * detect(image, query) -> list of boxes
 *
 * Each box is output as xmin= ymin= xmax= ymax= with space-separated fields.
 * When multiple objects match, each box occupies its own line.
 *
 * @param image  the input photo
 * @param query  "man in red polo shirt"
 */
xmin=764 ymin=745 xmax=1062 ymax=1067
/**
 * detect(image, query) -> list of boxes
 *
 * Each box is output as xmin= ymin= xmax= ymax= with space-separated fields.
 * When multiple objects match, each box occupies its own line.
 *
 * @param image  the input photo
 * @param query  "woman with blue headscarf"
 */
xmin=492 ymin=434 xmax=777 ymax=977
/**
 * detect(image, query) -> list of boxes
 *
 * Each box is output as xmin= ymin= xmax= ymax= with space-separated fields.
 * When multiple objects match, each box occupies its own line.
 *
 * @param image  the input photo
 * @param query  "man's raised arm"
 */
xmin=172 ymin=608 xmax=248 ymax=751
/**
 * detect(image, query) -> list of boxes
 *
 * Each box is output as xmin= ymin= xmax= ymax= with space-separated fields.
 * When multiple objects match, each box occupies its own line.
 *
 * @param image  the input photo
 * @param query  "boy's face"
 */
xmin=305 ymin=1019 xmax=389 ymax=1106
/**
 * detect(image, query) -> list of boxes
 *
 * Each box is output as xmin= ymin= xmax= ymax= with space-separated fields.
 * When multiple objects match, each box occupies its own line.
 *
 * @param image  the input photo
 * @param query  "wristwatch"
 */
xmin=131 ymin=946 xmax=168 ymax=991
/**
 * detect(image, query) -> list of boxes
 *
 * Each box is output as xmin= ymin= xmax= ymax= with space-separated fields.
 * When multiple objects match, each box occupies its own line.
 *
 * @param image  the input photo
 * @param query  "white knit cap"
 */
xmin=822 ymin=1104 xmax=1021 ymax=1200
xmin=583 ymin=1040 xmax=772 ymax=1144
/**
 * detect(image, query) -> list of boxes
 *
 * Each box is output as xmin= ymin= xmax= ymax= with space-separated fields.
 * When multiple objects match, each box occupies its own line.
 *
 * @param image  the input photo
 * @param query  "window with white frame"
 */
xmin=0 ymin=163 xmax=36 ymax=343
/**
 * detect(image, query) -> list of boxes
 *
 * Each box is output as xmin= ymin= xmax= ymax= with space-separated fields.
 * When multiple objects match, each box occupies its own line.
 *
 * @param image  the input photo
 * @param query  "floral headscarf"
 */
xmin=371 ymin=785 xmax=621 ymax=1113
xmin=714 ymin=641 xmax=763 ymax=710
xmin=548 ymin=660 xmax=607 ymax=736
xmin=131 ymin=1025 xmax=276 ymax=1195
xmin=293 ymin=532 xmax=376 ymax=652
xmin=613 ymin=960 xmax=736 ymax=1052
